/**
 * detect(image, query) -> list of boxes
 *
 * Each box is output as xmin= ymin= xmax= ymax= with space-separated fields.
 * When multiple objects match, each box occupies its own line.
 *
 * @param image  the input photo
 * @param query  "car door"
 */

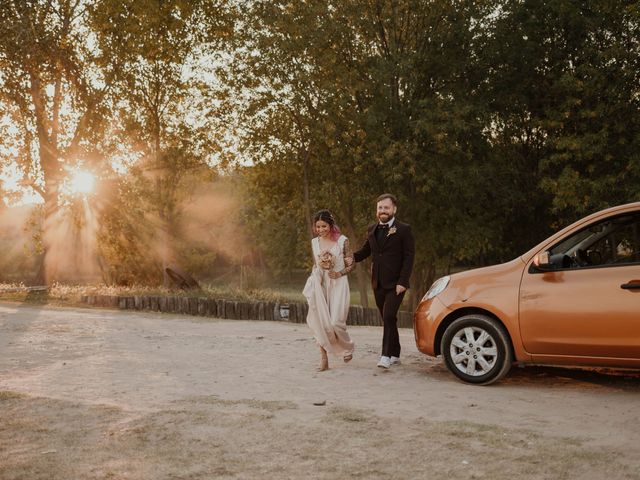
xmin=519 ymin=212 xmax=640 ymax=359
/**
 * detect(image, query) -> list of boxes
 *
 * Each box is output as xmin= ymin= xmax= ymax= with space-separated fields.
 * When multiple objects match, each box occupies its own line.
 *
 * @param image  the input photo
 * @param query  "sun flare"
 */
xmin=68 ymin=170 xmax=96 ymax=195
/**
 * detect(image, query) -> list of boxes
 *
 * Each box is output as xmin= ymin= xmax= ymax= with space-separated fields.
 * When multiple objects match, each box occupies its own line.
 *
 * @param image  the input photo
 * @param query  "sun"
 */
xmin=68 ymin=169 xmax=96 ymax=195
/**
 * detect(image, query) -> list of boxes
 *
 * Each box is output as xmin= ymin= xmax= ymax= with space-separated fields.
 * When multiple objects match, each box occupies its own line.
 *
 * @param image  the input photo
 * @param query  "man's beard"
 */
xmin=377 ymin=213 xmax=391 ymax=222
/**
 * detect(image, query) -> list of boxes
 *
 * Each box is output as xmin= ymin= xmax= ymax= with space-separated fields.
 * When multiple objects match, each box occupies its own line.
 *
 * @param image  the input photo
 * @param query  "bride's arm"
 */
xmin=339 ymin=238 xmax=355 ymax=276
xmin=309 ymin=240 xmax=320 ymax=274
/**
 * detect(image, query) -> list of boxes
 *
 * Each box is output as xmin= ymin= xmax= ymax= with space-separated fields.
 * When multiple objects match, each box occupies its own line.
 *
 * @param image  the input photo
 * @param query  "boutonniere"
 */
xmin=387 ymin=226 xmax=397 ymax=237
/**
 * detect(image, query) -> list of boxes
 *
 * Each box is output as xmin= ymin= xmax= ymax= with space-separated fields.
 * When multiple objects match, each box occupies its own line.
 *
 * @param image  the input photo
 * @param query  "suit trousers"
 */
xmin=374 ymin=287 xmax=406 ymax=358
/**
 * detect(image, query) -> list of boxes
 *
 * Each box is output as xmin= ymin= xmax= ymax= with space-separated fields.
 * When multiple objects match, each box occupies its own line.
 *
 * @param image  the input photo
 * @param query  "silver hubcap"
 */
xmin=449 ymin=326 xmax=498 ymax=376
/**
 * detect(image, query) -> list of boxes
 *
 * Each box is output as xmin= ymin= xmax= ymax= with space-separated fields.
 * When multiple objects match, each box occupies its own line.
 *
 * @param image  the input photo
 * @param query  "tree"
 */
xmin=482 ymin=0 xmax=640 ymax=240
xmin=218 ymin=0 xmax=387 ymax=303
xmin=90 ymin=0 xmax=227 ymax=286
xmin=220 ymin=0 xmax=512 ymax=307
xmin=0 ymin=0 xmax=108 ymax=284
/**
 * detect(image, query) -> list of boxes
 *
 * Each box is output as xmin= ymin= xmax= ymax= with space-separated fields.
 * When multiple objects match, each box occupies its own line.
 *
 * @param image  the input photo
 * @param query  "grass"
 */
xmin=327 ymin=406 xmax=374 ymax=423
xmin=0 ymin=282 xmax=304 ymax=305
xmin=0 ymin=391 xmax=28 ymax=401
xmin=3 ymin=394 xmax=626 ymax=480
xmin=0 ymin=281 xmax=412 ymax=311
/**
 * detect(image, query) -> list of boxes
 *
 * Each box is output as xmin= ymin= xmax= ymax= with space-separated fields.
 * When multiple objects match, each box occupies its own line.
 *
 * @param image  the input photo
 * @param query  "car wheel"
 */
xmin=440 ymin=314 xmax=513 ymax=385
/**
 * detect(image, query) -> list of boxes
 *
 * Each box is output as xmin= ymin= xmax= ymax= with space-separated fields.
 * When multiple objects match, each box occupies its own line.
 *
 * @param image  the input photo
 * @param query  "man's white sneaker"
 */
xmin=389 ymin=356 xmax=401 ymax=366
xmin=377 ymin=356 xmax=391 ymax=369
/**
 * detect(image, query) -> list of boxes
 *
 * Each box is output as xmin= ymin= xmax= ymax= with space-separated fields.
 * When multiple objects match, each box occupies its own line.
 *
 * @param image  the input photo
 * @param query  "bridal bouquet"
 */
xmin=317 ymin=251 xmax=336 ymax=270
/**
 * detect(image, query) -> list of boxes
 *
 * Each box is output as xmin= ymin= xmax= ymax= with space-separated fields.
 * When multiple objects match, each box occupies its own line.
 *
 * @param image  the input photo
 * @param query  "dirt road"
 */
xmin=1 ymin=303 xmax=638 ymax=479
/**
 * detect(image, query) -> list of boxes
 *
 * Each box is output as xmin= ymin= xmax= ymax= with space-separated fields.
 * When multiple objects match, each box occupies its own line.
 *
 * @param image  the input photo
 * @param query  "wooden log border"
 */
xmin=80 ymin=295 xmax=414 ymax=328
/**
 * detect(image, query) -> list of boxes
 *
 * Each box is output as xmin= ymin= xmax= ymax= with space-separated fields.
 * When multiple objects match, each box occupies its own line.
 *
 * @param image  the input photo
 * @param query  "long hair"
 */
xmin=313 ymin=209 xmax=341 ymax=241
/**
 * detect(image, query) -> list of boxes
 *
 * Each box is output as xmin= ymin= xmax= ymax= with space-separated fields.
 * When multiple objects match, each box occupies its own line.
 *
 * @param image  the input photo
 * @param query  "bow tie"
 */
xmin=377 ymin=224 xmax=390 ymax=230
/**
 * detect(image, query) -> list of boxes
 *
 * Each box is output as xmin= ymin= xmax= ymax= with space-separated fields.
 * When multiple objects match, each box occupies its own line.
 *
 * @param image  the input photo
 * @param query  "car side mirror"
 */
xmin=532 ymin=251 xmax=570 ymax=272
xmin=533 ymin=251 xmax=551 ymax=269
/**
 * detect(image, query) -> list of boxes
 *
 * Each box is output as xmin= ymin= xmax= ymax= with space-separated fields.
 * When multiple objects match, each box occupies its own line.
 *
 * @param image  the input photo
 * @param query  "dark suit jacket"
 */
xmin=353 ymin=220 xmax=415 ymax=290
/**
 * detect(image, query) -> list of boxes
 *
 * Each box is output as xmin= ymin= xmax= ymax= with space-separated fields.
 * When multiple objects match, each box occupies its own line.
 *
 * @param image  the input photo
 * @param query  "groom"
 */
xmin=353 ymin=194 xmax=415 ymax=369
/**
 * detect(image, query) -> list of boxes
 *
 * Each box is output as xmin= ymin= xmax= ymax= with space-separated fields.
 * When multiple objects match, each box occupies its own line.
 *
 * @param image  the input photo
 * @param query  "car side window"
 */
xmin=547 ymin=213 xmax=640 ymax=270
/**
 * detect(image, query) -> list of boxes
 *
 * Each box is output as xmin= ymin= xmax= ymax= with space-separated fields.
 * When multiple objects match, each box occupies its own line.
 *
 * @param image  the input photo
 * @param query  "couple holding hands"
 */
xmin=303 ymin=194 xmax=415 ymax=371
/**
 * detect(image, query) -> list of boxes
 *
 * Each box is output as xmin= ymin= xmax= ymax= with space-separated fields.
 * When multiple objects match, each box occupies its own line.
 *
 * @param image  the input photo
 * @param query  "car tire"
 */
xmin=440 ymin=314 xmax=513 ymax=385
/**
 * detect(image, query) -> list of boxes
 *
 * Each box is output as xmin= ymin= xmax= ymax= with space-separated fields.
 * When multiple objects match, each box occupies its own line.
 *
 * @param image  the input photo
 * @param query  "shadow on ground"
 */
xmin=411 ymin=353 xmax=640 ymax=391
xmin=504 ymin=364 xmax=640 ymax=391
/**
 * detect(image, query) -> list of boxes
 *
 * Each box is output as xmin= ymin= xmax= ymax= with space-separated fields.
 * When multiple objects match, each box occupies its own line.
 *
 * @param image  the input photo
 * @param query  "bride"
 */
xmin=303 ymin=210 xmax=355 ymax=371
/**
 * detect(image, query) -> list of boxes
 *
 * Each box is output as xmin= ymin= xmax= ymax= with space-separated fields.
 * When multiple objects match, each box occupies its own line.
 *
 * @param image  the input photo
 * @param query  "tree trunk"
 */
xmin=150 ymin=107 xmax=172 ymax=288
xmin=343 ymin=202 xmax=369 ymax=308
xmin=159 ymin=189 xmax=175 ymax=289
xmin=32 ymin=191 xmax=58 ymax=285
xmin=33 ymin=251 xmax=46 ymax=286
xmin=29 ymin=68 xmax=59 ymax=285
xmin=161 ymin=224 xmax=171 ymax=288
xmin=408 ymin=261 xmax=436 ymax=312
xmin=301 ymin=147 xmax=313 ymax=242
xmin=354 ymin=262 xmax=370 ymax=307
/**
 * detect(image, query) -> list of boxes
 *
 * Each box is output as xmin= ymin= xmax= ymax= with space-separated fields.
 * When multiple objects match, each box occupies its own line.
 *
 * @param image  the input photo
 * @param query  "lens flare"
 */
xmin=68 ymin=170 xmax=96 ymax=195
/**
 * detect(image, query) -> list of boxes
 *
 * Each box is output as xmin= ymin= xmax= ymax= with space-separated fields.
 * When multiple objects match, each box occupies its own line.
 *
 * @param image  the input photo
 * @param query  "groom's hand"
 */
xmin=396 ymin=285 xmax=407 ymax=295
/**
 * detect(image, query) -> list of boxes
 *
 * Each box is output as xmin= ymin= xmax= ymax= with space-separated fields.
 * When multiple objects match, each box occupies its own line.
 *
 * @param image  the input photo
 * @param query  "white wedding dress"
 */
xmin=303 ymin=235 xmax=355 ymax=357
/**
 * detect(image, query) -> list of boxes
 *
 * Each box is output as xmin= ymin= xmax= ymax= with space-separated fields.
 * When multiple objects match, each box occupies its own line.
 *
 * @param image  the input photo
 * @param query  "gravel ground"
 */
xmin=1 ymin=303 xmax=639 ymax=479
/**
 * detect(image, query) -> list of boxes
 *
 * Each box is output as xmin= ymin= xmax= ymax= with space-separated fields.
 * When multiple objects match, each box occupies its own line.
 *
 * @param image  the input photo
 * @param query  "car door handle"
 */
xmin=620 ymin=282 xmax=640 ymax=290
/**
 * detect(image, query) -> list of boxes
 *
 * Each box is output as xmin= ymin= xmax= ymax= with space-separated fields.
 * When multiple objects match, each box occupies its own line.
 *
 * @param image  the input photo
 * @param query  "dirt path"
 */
xmin=1 ymin=303 xmax=639 ymax=479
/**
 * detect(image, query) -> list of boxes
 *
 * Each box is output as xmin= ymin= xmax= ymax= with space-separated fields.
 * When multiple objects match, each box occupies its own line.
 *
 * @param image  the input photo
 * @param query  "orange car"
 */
xmin=414 ymin=202 xmax=640 ymax=385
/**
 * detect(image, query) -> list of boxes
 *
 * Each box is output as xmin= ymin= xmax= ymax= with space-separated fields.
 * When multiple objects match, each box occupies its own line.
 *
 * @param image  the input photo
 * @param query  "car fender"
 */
xmin=435 ymin=258 xmax=531 ymax=362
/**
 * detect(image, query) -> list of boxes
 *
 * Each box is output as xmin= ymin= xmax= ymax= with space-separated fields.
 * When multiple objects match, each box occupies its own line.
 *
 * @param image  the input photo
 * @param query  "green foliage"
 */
xmin=214 ymin=0 xmax=640 ymax=302
xmin=1 ymin=0 xmax=639 ymax=298
xmin=0 ymin=0 xmax=110 ymax=282
xmin=483 ymin=0 xmax=640 ymax=231
xmin=94 ymin=175 xmax=163 ymax=285
xmin=90 ymin=0 xmax=226 ymax=283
